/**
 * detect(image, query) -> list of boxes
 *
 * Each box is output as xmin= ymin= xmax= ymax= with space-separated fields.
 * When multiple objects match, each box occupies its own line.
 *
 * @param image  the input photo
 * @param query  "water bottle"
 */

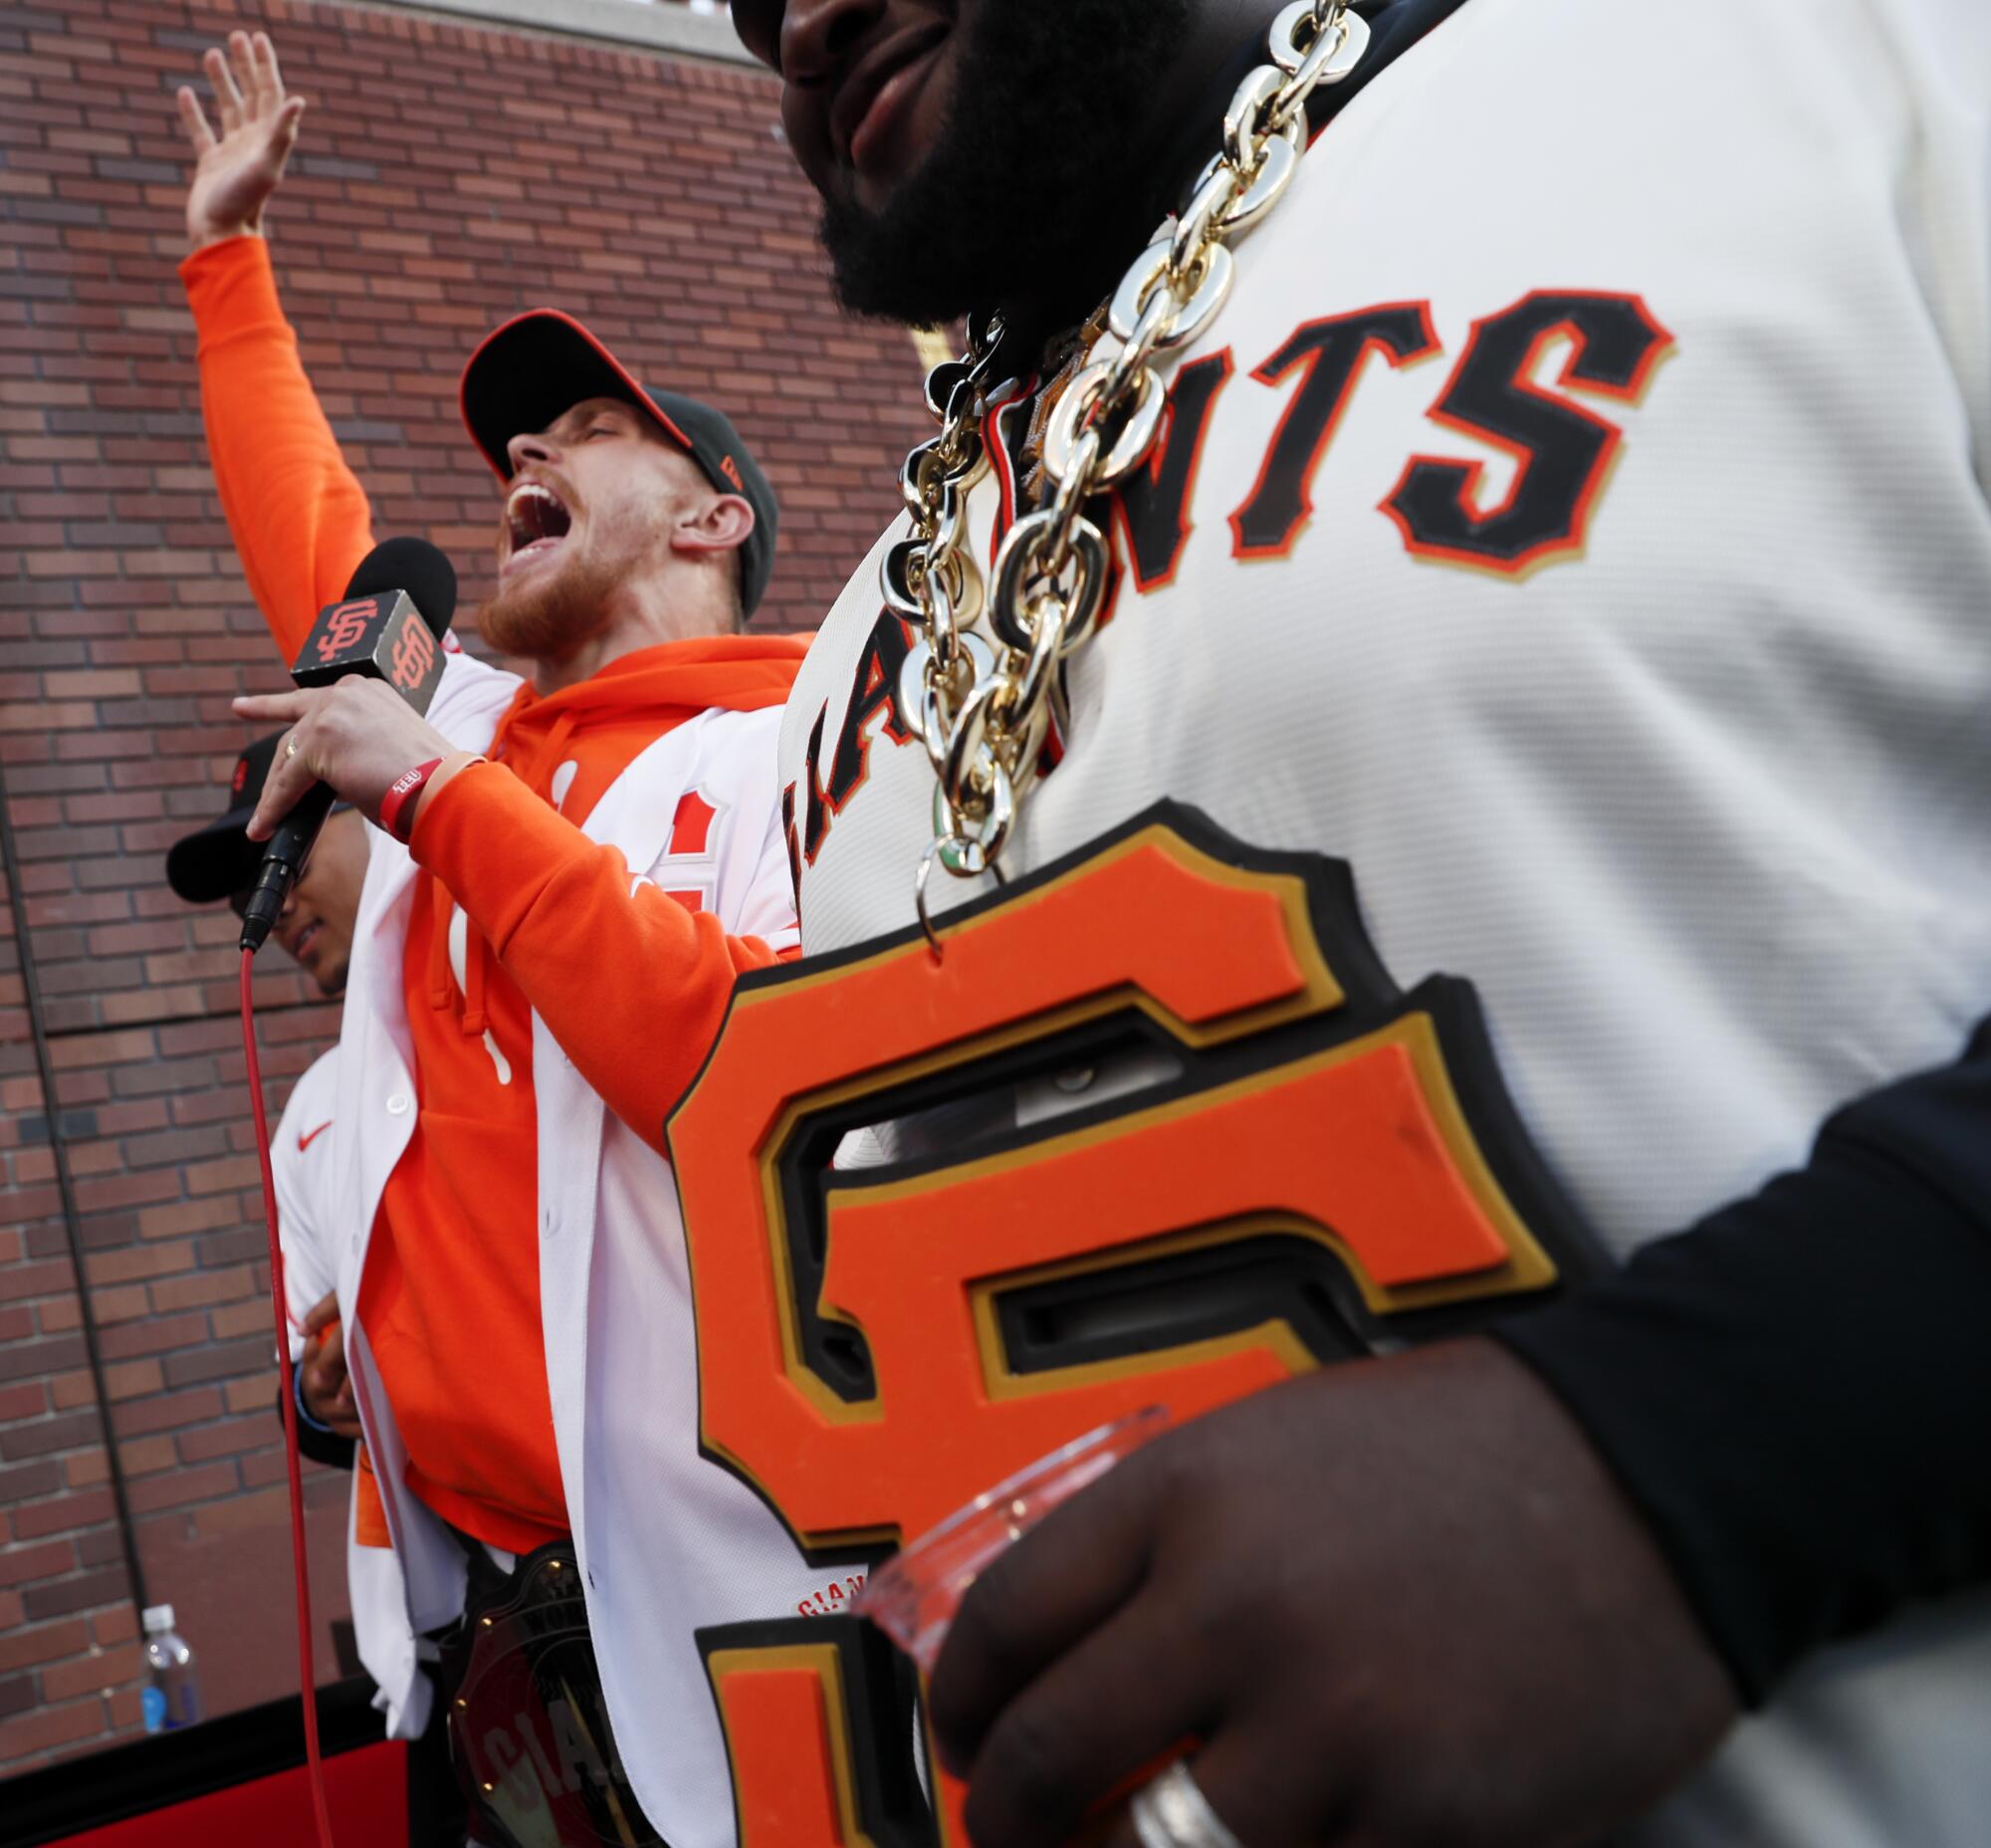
xmin=140 ymin=1604 xmax=202 ymax=1733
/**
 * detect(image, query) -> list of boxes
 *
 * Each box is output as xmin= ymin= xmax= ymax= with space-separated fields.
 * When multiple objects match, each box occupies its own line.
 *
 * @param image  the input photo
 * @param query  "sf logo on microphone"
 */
xmin=316 ymin=597 xmax=378 ymax=662
xmin=390 ymin=613 xmax=438 ymax=693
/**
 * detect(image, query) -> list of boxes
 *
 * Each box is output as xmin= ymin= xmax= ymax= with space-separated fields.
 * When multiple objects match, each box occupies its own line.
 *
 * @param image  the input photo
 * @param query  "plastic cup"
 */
xmin=854 ymin=1406 xmax=1172 ymax=1674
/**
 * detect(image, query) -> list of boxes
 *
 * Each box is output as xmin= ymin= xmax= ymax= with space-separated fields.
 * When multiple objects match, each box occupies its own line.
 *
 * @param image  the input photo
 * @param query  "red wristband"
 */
xmin=379 ymin=757 xmax=445 ymax=843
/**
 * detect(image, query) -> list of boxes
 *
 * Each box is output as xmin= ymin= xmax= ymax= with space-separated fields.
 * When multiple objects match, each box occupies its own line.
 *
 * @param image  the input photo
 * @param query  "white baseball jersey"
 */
xmin=324 ymin=649 xmax=831 ymax=1846
xmin=773 ymin=0 xmax=1991 ymax=1839
xmin=272 ymin=1049 xmax=434 ymax=1738
xmin=274 ymin=1048 xmax=342 ymax=1334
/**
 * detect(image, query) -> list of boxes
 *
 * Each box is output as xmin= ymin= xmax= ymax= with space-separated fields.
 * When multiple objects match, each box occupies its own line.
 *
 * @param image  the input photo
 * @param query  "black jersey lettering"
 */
xmin=1111 ymin=350 xmax=1236 ymax=592
xmin=1382 ymin=291 xmax=1674 ymax=574
xmin=1230 ymin=304 xmax=1440 ymax=559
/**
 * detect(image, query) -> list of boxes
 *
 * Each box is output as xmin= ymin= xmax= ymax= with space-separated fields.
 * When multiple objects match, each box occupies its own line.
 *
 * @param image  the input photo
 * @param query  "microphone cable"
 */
xmin=241 ymin=946 xmax=338 ymax=1848
xmin=225 ymin=537 xmax=455 ymax=1847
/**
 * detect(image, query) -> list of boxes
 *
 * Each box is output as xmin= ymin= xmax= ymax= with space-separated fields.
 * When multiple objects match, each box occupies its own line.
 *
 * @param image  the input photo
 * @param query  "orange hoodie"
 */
xmin=184 ymin=235 xmax=806 ymax=1552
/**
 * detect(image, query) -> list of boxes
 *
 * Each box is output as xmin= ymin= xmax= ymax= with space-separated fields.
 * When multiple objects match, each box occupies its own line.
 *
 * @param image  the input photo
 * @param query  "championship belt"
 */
xmin=671 ymin=804 xmax=1610 ymax=1848
xmin=438 ymin=1539 xmax=666 ymax=1848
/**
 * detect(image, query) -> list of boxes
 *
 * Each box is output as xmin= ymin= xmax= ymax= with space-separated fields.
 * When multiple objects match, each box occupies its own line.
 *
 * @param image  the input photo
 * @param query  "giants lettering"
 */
xmin=1112 ymin=350 xmax=1235 ymax=591
xmin=672 ymin=808 xmax=1603 ymax=1845
xmin=793 ymin=611 xmax=918 ymax=869
xmin=1381 ymin=291 xmax=1675 ymax=573
xmin=827 ymin=614 xmax=917 ymax=808
xmin=1228 ymin=304 xmax=1439 ymax=559
xmin=780 ymin=781 xmax=800 ymax=908
xmin=792 ymin=292 xmax=1672 ymax=878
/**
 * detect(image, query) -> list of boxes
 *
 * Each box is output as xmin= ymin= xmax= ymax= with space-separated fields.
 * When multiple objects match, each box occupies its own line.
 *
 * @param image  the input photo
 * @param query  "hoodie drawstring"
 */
xmin=427 ymin=890 xmax=453 ymax=1014
xmin=461 ymin=915 xmax=488 ymax=1040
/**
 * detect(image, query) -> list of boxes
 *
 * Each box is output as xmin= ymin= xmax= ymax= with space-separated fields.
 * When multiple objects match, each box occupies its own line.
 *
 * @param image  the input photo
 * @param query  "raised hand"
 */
xmin=175 ymin=30 xmax=307 ymax=252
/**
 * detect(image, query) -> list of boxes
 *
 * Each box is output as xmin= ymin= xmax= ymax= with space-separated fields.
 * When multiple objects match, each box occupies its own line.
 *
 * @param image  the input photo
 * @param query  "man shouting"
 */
xmin=175 ymin=33 xmax=832 ymax=1847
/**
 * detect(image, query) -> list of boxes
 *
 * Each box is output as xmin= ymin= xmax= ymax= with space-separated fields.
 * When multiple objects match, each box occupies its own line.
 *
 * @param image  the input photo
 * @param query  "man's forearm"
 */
xmin=409 ymin=761 xmax=784 ymax=1148
xmin=1494 ymin=1018 xmax=1991 ymax=1702
xmin=181 ymin=235 xmax=375 ymax=659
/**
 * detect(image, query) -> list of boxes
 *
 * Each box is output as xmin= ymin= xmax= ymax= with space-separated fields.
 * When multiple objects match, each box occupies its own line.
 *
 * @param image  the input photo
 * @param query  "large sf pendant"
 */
xmin=672 ymin=805 xmax=1609 ymax=1846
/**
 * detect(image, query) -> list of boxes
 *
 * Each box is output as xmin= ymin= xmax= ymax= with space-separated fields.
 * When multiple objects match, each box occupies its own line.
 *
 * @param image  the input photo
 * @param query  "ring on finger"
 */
xmin=1130 ymin=1761 xmax=1246 ymax=1848
xmin=286 ymin=736 xmax=300 ymax=759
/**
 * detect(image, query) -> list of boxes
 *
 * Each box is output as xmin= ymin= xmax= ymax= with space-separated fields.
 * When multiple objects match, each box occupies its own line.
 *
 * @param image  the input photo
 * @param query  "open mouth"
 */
xmin=292 ymin=919 xmax=322 ymax=961
xmin=504 ymin=480 xmax=573 ymax=576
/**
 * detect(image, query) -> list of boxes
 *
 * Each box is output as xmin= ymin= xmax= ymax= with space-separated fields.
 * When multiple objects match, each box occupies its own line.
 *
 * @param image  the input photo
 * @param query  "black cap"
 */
xmin=166 ymin=734 xmax=285 ymax=905
xmin=459 ymin=311 xmax=778 ymax=617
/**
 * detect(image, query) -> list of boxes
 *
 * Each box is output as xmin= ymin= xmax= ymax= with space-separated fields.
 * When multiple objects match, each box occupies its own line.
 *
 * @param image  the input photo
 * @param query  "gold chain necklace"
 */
xmin=890 ymin=0 xmax=1371 ymax=948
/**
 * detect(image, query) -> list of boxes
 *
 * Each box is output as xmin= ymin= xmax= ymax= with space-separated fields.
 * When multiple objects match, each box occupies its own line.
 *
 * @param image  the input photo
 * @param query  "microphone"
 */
xmin=238 ymin=539 xmax=458 ymax=953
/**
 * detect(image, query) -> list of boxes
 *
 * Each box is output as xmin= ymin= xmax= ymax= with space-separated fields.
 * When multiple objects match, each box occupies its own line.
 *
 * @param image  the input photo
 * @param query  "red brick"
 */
xmin=145 ymin=1268 xmax=254 ymax=1313
xmin=111 ymin=1435 xmax=175 ymax=1477
xmin=0 ymin=1617 xmax=88 ymax=1675
xmin=40 ymin=1641 xmax=142 ymax=1704
xmin=105 ymin=1685 xmax=144 ymax=1732
xmin=8 ymin=1489 xmax=114 ymax=1542
xmin=81 ymin=1243 xmax=192 ymax=1286
xmin=97 ymin=1310 xmax=206 ymax=1360
xmin=20 ymin=1565 xmax=130 ymax=1622
xmin=99 ymin=1359 xmax=163 ymax=1401
xmin=0 ymin=1540 xmax=76 ymax=1589
xmin=92 ymin=1604 xmax=137 ymax=1647
xmin=143 ymin=1444 xmax=248 ymax=1510
xmin=0 ymin=1261 xmax=75 ymax=1304
xmin=61 ymin=1450 xmax=110 ymax=1490
xmin=172 ymin=1415 xmax=269 ymax=1465
xmin=48 ymin=1370 xmax=99 ymax=1412
xmin=76 ymin=1283 xmax=147 ymax=1325
xmin=106 ymin=1385 xmax=221 ymax=1438
xmin=191 ymin=1484 xmax=289 ymax=1536
xmin=0 ymin=1697 xmax=107 ymax=1761
xmin=0 ymin=1409 xmax=101 ymax=1463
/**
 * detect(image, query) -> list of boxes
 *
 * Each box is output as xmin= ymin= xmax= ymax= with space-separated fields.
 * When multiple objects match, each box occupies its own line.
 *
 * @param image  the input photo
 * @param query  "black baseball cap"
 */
xmin=167 ymin=736 xmax=354 ymax=909
xmin=459 ymin=311 xmax=778 ymax=617
xmin=166 ymin=734 xmax=284 ymax=906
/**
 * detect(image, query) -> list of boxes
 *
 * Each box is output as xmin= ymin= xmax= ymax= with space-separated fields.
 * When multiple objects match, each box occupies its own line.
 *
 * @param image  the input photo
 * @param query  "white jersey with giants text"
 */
xmin=775 ymin=0 xmax=1991 ymax=1841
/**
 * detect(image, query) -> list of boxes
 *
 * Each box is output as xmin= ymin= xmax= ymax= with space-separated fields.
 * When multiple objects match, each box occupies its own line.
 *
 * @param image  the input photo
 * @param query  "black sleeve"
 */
xmin=278 ymin=1376 xmax=357 ymax=1473
xmin=1492 ymin=1017 xmax=1991 ymax=1705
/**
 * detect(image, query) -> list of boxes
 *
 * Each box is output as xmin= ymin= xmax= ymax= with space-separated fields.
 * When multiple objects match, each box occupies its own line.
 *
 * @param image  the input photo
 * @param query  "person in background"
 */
xmin=167 ymin=735 xmax=466 ymax=1845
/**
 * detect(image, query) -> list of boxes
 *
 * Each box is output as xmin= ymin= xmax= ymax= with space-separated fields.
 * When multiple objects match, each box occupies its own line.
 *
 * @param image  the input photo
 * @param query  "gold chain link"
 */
xmin=897 ymin=0 xmax=1370 ymax=948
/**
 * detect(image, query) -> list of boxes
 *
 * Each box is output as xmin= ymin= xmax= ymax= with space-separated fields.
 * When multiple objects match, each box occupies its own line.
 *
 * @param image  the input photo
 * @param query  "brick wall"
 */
xmin=0 ymin=0 xmax=926 ymax=1773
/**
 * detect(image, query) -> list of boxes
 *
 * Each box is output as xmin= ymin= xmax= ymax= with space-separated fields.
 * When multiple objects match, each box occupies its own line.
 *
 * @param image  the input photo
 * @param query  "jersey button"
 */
xmin=385 ymin=1093 xmax=411 ymax=1116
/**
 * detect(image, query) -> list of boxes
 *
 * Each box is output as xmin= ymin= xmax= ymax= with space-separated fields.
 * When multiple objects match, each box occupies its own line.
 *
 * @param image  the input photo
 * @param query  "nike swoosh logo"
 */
xmin=298 ymin=1121 xmax=333 ymax=1153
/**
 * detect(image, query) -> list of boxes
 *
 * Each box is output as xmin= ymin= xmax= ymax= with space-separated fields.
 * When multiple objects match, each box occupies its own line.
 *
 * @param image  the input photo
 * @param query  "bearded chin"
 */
xmin=479 ymin=542 xmax=618 ymax=661
xmin=818 ymin=0 xmax=1193 ymax=329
